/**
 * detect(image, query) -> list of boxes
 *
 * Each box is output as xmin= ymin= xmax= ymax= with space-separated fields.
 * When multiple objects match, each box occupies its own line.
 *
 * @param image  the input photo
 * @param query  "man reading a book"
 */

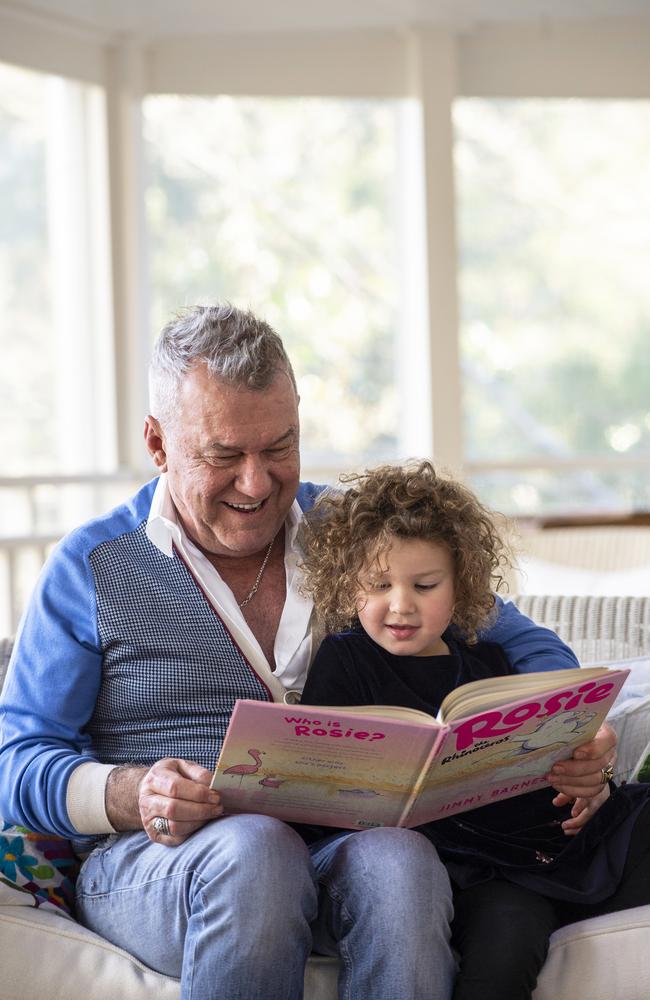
xmin=0 ymin=303 xmax=618 ymax=1000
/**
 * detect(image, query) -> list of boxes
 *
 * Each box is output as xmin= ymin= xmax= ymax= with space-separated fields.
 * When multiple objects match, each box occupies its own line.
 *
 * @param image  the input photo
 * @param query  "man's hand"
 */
xmin=547 ymin=721 xmax=617 ymax=836
xmin=106 ymin=758 xmax=223 ymax=846
xmin=139 ymin=758 xmax=224 ymax=845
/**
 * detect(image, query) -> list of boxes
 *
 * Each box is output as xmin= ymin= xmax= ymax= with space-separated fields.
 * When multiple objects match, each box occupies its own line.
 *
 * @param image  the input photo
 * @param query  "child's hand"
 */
xmin=553 ymin=784 xmax=611 ymax=836
xmin=548 ymin=721 xmax=617 ymax=798
xmin=547 ymin=721 xmax=617 ymax=835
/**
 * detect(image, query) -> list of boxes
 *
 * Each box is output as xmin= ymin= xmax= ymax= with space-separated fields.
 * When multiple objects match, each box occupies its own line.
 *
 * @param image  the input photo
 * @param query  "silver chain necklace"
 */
xmin=239 ymin=535 xmax=276 ymax=608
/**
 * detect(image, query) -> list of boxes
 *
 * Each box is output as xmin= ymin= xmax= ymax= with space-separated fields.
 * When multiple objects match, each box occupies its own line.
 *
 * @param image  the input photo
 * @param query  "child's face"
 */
xmin=356 ymin=537 xmax=455 ymax=657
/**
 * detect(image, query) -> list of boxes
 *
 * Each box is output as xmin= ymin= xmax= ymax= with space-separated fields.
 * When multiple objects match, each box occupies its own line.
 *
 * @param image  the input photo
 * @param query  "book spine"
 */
xmin=396 ymin=729 xmax=445 ymax=827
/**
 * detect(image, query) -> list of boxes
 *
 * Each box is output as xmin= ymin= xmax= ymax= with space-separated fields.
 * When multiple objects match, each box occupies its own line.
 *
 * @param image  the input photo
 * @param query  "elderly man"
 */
xmin=0 ymin=304 xmax=614 ymax=1000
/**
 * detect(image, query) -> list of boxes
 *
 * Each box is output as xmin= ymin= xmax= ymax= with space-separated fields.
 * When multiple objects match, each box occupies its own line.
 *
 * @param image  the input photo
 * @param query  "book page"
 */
xmin=440 ymin=667 xmax=610 ymax=722
xmin=297 ymin=702 xmax=436 ymax=725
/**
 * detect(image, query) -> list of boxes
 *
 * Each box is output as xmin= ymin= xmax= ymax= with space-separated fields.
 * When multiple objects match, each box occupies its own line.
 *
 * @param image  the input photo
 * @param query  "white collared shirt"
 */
xmin=145 ymin=474 xmax=316 ymax=696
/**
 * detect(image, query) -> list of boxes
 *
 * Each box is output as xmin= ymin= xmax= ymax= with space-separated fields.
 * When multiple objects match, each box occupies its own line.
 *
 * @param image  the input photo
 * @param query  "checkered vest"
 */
xmin=86 ymin=521 xmax=272 ymax=770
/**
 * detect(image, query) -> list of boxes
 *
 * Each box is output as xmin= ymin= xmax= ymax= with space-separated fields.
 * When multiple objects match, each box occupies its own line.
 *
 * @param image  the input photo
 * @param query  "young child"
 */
xmin=299 ymin=461 xmax=650 ymax=1000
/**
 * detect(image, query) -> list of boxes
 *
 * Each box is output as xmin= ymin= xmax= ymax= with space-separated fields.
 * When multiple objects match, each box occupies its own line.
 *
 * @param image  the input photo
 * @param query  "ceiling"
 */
xmin=6 ymin=0 xmax=650 ymax=38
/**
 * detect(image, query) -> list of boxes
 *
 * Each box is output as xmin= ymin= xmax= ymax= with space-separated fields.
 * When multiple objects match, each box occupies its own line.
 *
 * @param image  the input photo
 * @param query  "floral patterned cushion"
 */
xmin=0 ymin=642 xmax=79 ymax=917
xmin=0 ymin=820 xmax=79 ymax=917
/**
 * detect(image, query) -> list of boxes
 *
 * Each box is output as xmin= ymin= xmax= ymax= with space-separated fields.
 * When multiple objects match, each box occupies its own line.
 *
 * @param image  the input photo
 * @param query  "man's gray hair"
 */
xmin=149 ymin=303 xmax=297 ymax=424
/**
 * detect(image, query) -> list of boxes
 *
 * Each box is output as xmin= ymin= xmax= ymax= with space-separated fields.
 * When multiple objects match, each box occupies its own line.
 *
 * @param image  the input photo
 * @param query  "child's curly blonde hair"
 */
xmin=301 ymin=461 xmax=512 ymax=643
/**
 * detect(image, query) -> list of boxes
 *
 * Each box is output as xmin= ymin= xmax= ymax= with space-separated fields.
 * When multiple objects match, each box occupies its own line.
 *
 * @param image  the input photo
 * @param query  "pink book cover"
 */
xmin=211 ymin=668 xmax=629 ymax=830
xmin=405 ymin=667 xmax=629 ymax=825
xmin=211 ymin=701 xmax=442 ymax=830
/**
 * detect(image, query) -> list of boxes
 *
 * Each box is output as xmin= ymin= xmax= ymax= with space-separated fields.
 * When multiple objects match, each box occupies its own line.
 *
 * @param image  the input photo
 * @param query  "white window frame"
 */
xmin=1 ymin=7 xmax=650 ymax=486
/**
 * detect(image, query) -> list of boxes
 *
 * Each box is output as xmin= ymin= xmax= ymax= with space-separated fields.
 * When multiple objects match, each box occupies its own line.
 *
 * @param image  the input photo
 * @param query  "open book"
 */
xmin=211 ymin=666 xmax=629 ymax=829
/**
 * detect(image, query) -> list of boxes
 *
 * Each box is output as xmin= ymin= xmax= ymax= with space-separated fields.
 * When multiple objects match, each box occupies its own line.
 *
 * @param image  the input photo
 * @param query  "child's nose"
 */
xmin=389 ymin=587 xmax=416 ymax=614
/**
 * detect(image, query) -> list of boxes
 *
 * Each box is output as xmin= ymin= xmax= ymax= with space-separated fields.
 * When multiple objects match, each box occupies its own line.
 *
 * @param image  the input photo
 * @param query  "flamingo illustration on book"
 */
xmin=223 ymin=748 xmax=266 ymax=787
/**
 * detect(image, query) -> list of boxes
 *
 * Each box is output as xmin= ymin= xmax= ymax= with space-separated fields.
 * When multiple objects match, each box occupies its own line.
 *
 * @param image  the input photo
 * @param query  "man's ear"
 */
xmin=144 ymin=416 xmax=168 ymax=472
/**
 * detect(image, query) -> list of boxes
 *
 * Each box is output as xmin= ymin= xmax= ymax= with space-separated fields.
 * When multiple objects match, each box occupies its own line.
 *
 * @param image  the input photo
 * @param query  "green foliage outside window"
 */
xmin=455 ymin=99 xmax=650 ymax=512
xmin=143 ymin=95 xmax=401 ymax=478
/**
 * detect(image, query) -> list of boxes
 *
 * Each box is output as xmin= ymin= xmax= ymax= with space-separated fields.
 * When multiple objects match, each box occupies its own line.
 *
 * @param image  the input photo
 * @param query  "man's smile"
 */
xmin=223 ymin=499 xmax=267 ymax=513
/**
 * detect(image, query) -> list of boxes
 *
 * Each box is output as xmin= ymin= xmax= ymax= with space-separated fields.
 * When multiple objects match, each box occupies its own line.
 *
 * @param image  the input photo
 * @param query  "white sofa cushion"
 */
xmin=0 ymin=903 xmax=181 ymax=1000
xmin=532 ymin=905 xmax=650 ymax=1000
xmin=514 ymin=556 xmax=650 ymax=597
xmin=3 ymin=893 xmax=650 ymax=1000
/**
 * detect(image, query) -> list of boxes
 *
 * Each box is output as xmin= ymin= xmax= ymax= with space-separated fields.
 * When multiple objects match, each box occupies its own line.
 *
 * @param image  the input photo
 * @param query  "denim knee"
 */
xmin=191 ymin=815 xmax=317 ymax=919
xmin=312 ymin=826 xmax=453 ymax=934
xmin=76 ymin=819 xmax=318 ymax=998
xmin=310 ymin=827 xmax=456 ymax=1000
xmin=198 ymin=814 xmax=312 ymax=876
xmin=335 ymin=827 xmax=452 ymax=902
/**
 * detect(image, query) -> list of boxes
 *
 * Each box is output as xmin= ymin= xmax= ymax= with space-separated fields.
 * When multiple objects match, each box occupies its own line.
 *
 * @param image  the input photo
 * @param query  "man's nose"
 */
xmin=235 ymin=455 xmax=272 ymax=497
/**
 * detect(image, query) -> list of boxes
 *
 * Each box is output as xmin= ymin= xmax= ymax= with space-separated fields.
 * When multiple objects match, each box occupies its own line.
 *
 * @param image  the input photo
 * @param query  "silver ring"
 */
xmin=152 ymin=816 xmax=171 ymax=837
xmin=601 ymin=762 xmax=615 ymax=784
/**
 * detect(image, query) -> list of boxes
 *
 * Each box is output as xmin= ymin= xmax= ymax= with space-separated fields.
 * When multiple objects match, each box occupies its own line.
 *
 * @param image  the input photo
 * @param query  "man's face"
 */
xmin=145 ymin=363 xmax=300 ymax=559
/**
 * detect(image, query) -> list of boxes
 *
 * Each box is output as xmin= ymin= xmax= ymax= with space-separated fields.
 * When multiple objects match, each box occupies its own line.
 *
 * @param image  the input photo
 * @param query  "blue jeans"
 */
xmin=310 ymin=827 xmax=456 ymax=1000
xmin=76 ymin=816 xmax=455 ymax=1000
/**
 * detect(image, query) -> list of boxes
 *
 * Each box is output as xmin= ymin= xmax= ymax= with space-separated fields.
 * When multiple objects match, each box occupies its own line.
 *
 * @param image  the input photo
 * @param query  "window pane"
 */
xmin=0 ymin=61 xmax=114 ymax=477
xmin=455 ymin=99 xmax=650 ymax=514
xmin=0 ymin=62 xmax=52 ymax=474
xmin=143 ymin=96 xmax=403 ymax=481
xmin=0 ymin=60 xmax=117 ymax=635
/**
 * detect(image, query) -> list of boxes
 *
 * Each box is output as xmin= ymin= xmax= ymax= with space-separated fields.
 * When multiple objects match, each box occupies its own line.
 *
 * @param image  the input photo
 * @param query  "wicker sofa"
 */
xmin=2 ymin=594 xmax=650 ymax=1000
